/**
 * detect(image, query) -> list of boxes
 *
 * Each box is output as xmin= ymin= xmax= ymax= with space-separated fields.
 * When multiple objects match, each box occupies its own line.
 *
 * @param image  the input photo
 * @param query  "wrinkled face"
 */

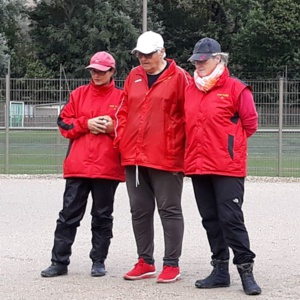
xmin=193 ymin=55 xmax=220 ymax=77
xmin=89 ymin=68 xmax=114 ymax=86
xmin=135 ymin=50 xmax=165 ymax=74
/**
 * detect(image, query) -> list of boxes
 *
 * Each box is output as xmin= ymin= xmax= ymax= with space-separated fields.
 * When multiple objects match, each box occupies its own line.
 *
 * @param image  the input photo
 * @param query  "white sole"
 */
xmin=124 ymin=271 xmax=156 ymax=280
xmin=157 ymin=274 xmax=181 ymax=283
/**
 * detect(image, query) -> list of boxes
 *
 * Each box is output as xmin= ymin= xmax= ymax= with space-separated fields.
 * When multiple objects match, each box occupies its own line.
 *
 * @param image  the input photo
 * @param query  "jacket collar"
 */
xmin=215 ymin=67 xmax=229 ymax=87
xmin=90 ymin=78 xmax=115 ymax=95
xmin=135 ymin=58 xmax=177 ymax=80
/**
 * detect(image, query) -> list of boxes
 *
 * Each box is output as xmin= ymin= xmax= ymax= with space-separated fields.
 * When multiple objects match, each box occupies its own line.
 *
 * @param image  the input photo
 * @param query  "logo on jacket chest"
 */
xmin=217 ymin=93 xmax=230 ymax=100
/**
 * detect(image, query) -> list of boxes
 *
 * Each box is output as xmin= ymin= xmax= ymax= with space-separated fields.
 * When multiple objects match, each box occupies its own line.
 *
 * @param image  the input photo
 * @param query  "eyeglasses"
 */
xmin=135 ymin=51 xmax=158 ymax=59
xmin=191 ymin=59 xmax=211 ymax=66
xmin=89 ymin=68 xmax=111 ymax=75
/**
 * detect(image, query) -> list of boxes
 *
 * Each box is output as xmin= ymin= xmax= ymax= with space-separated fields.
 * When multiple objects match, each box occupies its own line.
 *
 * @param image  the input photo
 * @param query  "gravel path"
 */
xmin=0 ymin=176 xmax=299 ymax=300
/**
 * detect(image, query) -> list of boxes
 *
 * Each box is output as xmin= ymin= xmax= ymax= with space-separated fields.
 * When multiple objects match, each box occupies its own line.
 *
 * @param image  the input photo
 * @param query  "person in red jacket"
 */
xmin=115 ymin=31 xmax=191 ymax=283
xmin=41 ymin=51 xmax=125 ymax=278
xmin=184 ymin=37 xmax=261 ymax=295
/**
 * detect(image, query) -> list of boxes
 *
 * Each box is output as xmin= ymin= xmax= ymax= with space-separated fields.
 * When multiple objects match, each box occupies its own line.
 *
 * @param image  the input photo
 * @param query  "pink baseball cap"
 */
xmin=86 ymin=51 xmax=116 ymax=71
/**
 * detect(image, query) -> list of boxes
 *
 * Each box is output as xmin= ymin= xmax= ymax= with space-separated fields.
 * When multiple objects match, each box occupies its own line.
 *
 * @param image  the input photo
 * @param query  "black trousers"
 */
xmin=125 ymin=166 xmax=184 ymax=266
xmin=51 ymin=177 xmax=119 ymax=265
xmin=191 ymin=175 xmax=256 ymax=265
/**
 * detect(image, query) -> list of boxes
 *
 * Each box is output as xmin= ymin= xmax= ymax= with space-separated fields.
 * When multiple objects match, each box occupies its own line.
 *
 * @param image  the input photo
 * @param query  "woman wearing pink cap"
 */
xmin=41 ymin=51 xmax=125 ymax=278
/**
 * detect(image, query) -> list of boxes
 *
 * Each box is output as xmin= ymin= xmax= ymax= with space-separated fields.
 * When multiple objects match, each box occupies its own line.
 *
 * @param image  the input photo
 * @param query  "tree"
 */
xmin=148 ymin=0 xmax=300 ymax=78
xmin=0 ymin=34 xmax=8 ymax=73
xmin=2 ymin=0 xmax=300 ymax=79
xmin=0 ymin=0 xmax=28 ymax=76
xmin=146 ymin=0 xmax=232 ymax=73
xmin=224 ymin=0 xmax=300 ymax=78
xmin=28 ymin=0 xmax=139 ymax=78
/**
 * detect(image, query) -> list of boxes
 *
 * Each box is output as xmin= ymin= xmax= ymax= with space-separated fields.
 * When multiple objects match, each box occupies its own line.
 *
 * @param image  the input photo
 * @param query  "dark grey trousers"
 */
xmin=191 ymin=175 xmax=256 ymax=265
xmin=125 ymin=166 xmax=184 ymax=266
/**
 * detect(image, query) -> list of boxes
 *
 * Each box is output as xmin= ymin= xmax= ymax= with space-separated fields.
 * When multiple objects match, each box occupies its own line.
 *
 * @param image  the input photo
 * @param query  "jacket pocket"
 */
xmin=65 ymin=140 xmax=73 ymax=158
xmin=228 ymin=134 xmax=234 ymax=159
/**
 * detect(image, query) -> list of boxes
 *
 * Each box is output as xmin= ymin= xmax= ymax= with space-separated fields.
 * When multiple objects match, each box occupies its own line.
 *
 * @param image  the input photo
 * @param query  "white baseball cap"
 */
xmin=132 ymin=31 xmax=164 ymax=54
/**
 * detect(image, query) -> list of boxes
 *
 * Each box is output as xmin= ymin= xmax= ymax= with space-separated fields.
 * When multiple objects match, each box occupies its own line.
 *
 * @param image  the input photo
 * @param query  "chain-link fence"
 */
xmin=0 ymin=77 xmax=299 ymax=176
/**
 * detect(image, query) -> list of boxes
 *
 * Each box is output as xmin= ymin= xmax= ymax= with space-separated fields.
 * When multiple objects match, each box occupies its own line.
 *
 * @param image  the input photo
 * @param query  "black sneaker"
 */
xmin=91 ymin=262 xmax=106 ymax=277
xmin=41 ymin=262 xmax=68 ymax=277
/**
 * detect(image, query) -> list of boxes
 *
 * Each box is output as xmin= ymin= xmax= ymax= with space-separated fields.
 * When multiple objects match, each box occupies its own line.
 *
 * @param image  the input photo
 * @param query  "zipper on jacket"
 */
xmin=114 ymin=95 xmax=125 ymax=143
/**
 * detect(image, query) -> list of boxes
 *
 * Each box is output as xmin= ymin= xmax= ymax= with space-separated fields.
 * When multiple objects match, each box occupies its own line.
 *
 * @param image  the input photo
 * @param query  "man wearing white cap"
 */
xmin=115 ymin=31 xmax=191 ymax=283
xmin=41 ymin=51 xmax=125 ymax=278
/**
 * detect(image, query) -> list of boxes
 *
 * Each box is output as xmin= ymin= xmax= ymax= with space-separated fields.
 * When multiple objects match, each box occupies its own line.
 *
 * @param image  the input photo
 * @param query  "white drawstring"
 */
xmin=135 ymin=165 xmax=140 ymax=187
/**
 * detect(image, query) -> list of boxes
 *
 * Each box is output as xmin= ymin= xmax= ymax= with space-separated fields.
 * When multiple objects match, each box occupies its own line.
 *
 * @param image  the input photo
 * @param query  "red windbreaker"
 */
xmin=115 ymin=59 xmax=191 ymax=172
xmin=184 ymin=68 xmax=258 ymax=177
xmin=57 ymin=80 xmax=125 ymax=181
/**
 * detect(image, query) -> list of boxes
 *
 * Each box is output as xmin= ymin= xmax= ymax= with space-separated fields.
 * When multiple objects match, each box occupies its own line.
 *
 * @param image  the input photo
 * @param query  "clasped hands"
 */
xmin=88 ymin=115 xmax=114 ymax=135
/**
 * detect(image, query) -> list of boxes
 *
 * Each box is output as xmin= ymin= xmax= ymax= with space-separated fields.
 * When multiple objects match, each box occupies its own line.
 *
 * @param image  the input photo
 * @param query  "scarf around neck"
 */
xmin=194 ymin=62 xmax=225 ymax=92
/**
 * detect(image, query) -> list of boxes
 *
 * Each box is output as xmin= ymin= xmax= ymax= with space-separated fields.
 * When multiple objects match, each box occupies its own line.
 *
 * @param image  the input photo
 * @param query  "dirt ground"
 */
xmin=0 ymin=175 xmax=300 ymax=300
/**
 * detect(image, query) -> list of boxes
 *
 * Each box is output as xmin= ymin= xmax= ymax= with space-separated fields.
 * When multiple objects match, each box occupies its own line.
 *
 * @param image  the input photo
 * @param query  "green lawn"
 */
xmin=0 ymin=130 xmax=67 ymax=174
xmin=248 ymin=132 xmax=300 ymax=177
xmin=0 ymin=130 xmax=299 ymax=177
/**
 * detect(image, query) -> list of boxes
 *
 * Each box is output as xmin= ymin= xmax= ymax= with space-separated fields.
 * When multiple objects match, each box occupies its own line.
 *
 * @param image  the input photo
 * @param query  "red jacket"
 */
xmin=184 ymin=68 xmax=258 ymax=177
xmin=115 ymin=59 xmax=191 ymax=172
xmin=57 ymin=80 xmax=125 ymax=181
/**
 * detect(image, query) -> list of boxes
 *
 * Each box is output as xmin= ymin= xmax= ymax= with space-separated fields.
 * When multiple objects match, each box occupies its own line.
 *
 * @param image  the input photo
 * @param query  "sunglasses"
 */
xmin=135 ymin=51 xmax=158 ymax=59
xmin=89 ymin=68 xmax=112 ymax=75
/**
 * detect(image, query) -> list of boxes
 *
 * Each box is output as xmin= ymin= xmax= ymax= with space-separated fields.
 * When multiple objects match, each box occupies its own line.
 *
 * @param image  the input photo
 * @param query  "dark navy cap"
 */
xmin=188 ymin=37 xmax=221 ymax=62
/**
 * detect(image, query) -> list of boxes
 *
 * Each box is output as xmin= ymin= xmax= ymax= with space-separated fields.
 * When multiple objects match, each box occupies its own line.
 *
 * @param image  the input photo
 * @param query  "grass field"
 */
xmin=248 ymin=131 xmax=300 ymax=177
xmin=0 ymin=130 xmax=67 ymax=174
xmin=0 ymin=130 xmax=299 ymax=177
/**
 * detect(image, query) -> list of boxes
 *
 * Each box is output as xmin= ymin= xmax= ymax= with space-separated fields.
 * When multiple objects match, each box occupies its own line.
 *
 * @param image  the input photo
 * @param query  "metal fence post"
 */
xmin=5 ymin=56 xmax=11 ymax=174
xmin=278 ymin=78 xmax=284 ymax=176
xmin=143 ymin=0 xmax=147 ymax=32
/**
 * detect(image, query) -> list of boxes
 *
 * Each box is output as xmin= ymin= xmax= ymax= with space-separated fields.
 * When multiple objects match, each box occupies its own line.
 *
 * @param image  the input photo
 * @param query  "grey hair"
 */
xmin=158 ymin=48 xmax=166 ymax=59
xmin=212 ymin=52 xmax=229 ymax=66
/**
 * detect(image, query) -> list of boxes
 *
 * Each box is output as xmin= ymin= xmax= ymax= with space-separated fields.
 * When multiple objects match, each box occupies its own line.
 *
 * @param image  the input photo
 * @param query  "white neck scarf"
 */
xmin=194 ymin=62 xmax=225 ymax=92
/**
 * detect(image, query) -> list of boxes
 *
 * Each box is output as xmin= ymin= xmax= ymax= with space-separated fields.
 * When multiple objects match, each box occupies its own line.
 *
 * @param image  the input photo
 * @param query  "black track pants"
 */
xmin=191 ymin=175 xmax=255 ymax=265
xmin=51 ymin=177 xmax=119 ymax=265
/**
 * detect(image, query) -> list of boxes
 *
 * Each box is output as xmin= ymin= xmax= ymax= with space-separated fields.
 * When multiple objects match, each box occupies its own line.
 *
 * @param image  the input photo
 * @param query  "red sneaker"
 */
xmin=157 ymin=266 xmax=180 ymax=283
xmin=124 ymin=258 xmax=156 ymax=280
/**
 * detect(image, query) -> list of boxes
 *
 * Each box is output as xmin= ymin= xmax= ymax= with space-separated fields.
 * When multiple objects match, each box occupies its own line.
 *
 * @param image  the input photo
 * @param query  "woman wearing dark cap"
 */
xmin=184 ymin=37 xmax=261 ymax=296
xmin=41 ymin=51 xmax=125 ymax=278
